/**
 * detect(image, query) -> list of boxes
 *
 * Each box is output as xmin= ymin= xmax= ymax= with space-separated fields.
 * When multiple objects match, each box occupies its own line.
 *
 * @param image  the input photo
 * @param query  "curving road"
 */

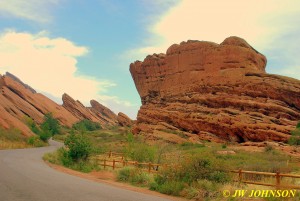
xmin=0 ymin=140 xmax=171 ymax=201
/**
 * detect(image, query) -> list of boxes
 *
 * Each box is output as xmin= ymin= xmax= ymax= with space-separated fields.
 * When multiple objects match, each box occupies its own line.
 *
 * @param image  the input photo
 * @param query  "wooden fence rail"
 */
xmin=232 ymin=170 xmax=300 ymax=189
xmin=96 ymin=158 xmax=164 ymax=173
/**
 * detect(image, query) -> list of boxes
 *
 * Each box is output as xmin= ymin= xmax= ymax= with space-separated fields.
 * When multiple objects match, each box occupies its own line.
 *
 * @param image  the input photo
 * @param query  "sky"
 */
xmin=0 ymin=0 xmax=300 ymax=119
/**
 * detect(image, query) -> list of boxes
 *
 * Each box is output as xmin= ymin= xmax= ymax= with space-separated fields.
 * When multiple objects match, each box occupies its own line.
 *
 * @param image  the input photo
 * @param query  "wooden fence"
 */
xmin=96 ymin=151 xmax=300 ymax=188
xmin=232 ymin=170 xmax=300 ymax=189
xmin=96 ymin=158 xmax=164 ymax=173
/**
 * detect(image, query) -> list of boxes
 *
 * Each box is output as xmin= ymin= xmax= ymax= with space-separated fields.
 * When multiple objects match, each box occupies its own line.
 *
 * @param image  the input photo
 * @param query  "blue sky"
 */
xmin=0 ymin=0 xmax=300 ymax=119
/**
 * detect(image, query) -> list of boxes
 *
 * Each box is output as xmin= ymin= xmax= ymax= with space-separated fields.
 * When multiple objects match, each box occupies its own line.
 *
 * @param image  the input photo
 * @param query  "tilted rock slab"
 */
xmin=0 ymin=73 xmax=120 ymax=136
xmin=130 ymin=36 xmax=300 ymax=142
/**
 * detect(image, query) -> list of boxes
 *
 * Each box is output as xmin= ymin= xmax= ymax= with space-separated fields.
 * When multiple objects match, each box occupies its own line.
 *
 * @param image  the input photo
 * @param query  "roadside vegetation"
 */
xmin=3 ymin=116 xmax=300 ymax=200
xmin=0 ymin=127 xmax=34 ymax=149
xmin=43 ymin=119 xmax=300 ymax=200
xmin=25 ymin=113 xmax=61 ymax=145
xmin=0 ymin=113 xmax=61 ymax=149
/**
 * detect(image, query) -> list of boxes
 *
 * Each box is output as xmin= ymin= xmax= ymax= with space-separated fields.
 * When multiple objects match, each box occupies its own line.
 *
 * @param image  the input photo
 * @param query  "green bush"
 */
xmin=39 ymin=130 xmax=52 ymax=142
xmin=125 ymin=143 xmax=157 ymax=163
xmin=156 ymin=181 xmax=185 ymax=196
xmin=117 ymin=166 xmax=132 ymax=182
xmin=124 ymin=135 xmax=157 ymax=163
xmin=72 ymin=119 xmax=101 ymax=131
xmin=117 ymin=167 xmax=152 ymax=186
xmin=181 ymin=156 xmax=231 ymax=184
xmin=43 ymin=147 xmax=99 ymax=173
xmin=41 ymin=113 xmax=60 ymax=135
xmin=24 ymin=116 xmax=41 ymax=134
xmin=27 ymin=136 xmax=47 ymax=147
xmin=64 ymin=133 xmax=93 ymax=161
xmin=288 ymin=126 xmax=300 ymax=145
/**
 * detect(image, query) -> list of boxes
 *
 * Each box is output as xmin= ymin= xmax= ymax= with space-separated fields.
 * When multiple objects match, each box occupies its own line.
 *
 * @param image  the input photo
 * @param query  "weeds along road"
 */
xmin=0 ymin=139 xmax=171 ymax=201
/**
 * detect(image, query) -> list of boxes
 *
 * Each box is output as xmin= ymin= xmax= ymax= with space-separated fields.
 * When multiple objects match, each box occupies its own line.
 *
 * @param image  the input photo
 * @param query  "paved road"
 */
xmin=0 ymin=140 xmax=171 ymax=201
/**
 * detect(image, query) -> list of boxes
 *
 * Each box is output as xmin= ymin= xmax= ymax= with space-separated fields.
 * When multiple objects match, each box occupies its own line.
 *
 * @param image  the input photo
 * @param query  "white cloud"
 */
xmin=126 ymin=0 xmax=300 ymax=80
xmin=0 ymin=30 xmax=119 ymax=106
xmin=0 ymin=0 xmax=60 ymax=23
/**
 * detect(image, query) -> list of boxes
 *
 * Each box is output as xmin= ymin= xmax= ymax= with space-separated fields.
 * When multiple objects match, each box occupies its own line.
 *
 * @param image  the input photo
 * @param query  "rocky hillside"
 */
xmin=130 ymin=36 xmax=300 ymax=143
xmin=0 ymin=72 xmax=130 ymax=136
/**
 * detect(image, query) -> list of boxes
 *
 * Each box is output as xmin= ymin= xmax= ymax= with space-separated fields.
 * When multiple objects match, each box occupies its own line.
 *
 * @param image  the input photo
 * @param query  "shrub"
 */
xmin=181 ymin=156 xmax=231 ymax=184
xmin=117 ymin=167 xmax=152 ymax=186
xmin=288 ymin=126 xmax=300 ymax=145
xmin=157 ymin=181 xmax=185 ymax=196
xmin=41 ymin=113 xmax=60 ymax=135
xmin=39 ymin=130 xmax=52 ymax=142
xmin=117 ymin=167 xmax=132 ymax=182
xmin=265 ymin=144 xmax=274 ymax=152
xmin=27 ymin=136 xmax=47 ymax=147
xmin=72 ymin=119 xmax=101 ymax=131
xmin=125 ymin=142 xmax=157 ymax=163
xmin=64 ymin=133 xmax=93 ymax=161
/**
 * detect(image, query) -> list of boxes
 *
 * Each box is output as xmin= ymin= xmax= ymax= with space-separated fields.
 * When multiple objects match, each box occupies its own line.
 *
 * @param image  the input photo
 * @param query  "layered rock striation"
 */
xmin=130 ymin=36 xmax=300 ymax=143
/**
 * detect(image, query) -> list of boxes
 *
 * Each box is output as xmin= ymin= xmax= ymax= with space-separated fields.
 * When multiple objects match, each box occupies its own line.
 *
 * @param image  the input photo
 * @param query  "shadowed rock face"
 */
xmin=130 ymin=36 xmax=300 ymax=143
xmin=0 ymin=73 xmax=123 ymax=136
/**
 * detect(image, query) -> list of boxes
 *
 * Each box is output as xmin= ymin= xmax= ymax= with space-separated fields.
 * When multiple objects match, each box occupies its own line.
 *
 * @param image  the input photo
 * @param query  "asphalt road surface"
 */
xmin=0 ymin=139 xmax=171 ymax=201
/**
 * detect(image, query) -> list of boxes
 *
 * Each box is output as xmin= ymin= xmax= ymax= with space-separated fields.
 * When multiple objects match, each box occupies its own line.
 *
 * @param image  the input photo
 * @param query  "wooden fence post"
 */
xmin=113 ymin=159 xmax=115 ymax=170
xmin=276 ymin=172 xmax=281 ymax=189
xmin=238 ymin=169 xmax=242 ymax=183
xmin=148 ymin=163 xmax=151 ymax=173
xmin=104 ymin=159 xmax=106 ymax=170
xmin=109 ymin=151 xmax=112 ymax=158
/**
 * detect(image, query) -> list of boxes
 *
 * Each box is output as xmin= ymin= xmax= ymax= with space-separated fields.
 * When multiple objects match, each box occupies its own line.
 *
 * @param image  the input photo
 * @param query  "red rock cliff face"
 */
xmin=130 ymin=36 xmax=300 ymax=143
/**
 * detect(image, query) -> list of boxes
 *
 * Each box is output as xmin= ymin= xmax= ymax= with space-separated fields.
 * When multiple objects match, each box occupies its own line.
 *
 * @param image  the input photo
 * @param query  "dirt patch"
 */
xmin=45 ymin=162 xmax=186 ymax=201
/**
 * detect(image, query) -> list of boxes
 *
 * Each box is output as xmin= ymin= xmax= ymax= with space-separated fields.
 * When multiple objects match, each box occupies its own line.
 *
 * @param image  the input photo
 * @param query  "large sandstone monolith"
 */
xmin=130 ymin=36 xmax=300 ymax=143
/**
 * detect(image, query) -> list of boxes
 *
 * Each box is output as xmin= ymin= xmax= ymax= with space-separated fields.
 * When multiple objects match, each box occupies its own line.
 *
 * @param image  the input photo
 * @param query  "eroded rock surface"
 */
xmin=130 ymin=36 xmax=300 ymax=143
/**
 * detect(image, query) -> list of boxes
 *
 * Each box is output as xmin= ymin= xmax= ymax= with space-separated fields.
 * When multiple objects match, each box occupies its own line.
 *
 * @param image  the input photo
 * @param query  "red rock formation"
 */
xmin=117 ymin=112 xmax=133 ymax=127
xmin=90 ymin=100 xmax=118 ymax=125
xmin=0 ymin=73 xmax=120 ymax=136
xmin=130 ymin=36 xmax=300 ymax=143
